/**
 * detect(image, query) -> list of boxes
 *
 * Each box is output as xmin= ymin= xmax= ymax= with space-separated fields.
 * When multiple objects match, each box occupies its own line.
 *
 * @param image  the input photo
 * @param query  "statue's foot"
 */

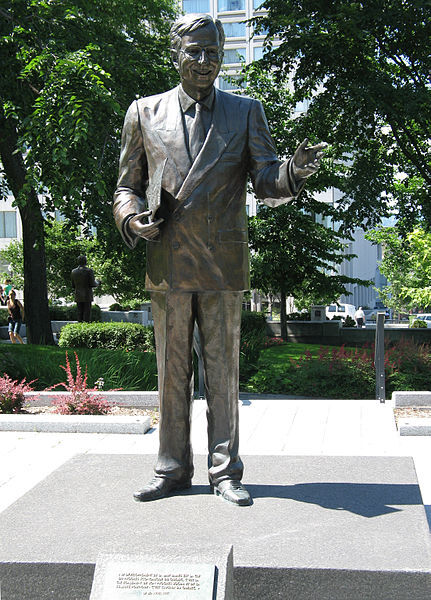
xmin=133 ymin=477 xmax=191 ymax=502
xmin=212 ymin=480 xmax=252 ymax=506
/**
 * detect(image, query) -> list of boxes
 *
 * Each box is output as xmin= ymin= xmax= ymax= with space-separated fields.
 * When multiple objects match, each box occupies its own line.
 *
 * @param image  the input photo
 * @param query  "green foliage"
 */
xmin=410 ymin=319 xmax=427 ymax=329
xmin=286 ymin=312 xmax=311 ymax=321
xmin=245 ymin=339 xmax=431 ymax=398
xmin=343 ymin=315 xmax=356 ymax=328
xmin=239 ymin=311 xmax=268 ymax=382
xmin=0 ymin=307 xmax=9 ymax=326
xmin=251 ymin=0 xmax=431 ymax=229
xmin=58 ymin=322 xmax=155 ymax=352
xmin=366 ymin=226 xmax=431 ymax=312
xmin=49 ymin=304 xmax=101 ymax=322
xmin=0 ymin=344 xmax=158 ymax=391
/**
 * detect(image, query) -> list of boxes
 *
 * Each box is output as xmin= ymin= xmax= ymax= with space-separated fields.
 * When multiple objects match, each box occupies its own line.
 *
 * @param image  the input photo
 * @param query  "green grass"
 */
xmin=262 ymin=342 xmax=366 ymax=364
xmin=0 ymin=344 xmax=157 ymax=391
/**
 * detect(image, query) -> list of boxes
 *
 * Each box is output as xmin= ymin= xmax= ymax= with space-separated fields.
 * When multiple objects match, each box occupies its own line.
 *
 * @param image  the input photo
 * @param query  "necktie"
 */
xmin=189 ymin=102 xmax=205 ymax=161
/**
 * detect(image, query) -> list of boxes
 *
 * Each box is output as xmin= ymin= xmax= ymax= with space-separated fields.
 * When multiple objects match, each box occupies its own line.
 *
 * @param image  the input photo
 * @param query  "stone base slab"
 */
xmin=0 ymin=455 xmax=430 ymax=599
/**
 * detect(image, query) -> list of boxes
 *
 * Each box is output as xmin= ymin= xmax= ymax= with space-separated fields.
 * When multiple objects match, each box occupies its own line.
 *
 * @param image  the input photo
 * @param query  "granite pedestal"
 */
xmin=0 ymin=454 xmax=430 ymax=599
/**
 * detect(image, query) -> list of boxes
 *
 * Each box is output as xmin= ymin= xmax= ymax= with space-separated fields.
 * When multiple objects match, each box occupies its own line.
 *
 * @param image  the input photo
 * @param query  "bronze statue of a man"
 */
xmin=114 ymin=13 xmax=325 ymax=506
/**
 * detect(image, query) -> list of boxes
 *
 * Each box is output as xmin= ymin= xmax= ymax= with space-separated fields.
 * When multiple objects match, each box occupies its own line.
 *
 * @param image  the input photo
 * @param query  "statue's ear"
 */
xmin=171 ymin=48 xmax=179 ymax=71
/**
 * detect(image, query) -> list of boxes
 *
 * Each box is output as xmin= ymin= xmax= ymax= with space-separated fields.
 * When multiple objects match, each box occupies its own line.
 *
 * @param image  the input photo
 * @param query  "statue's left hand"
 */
xmin=292 ymin=138 xmax=327 ymax=180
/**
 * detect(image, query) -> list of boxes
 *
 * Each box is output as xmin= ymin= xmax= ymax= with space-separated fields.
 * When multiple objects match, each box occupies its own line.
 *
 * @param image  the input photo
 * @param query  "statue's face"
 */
xmin=175 ymin=23 xmax=223 ymax=98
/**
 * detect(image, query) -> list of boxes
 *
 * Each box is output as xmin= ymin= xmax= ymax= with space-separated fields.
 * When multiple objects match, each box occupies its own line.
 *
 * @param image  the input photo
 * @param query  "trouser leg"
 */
xmin=151 ymin=291 xmax=195 ymax=482
xmin=76 ymin=302 xmax=84 ymax=322
xmin=82 ymin=302 xmax=92 ymax=322
xmin=196 ymin=291 xmax=244 ymax=486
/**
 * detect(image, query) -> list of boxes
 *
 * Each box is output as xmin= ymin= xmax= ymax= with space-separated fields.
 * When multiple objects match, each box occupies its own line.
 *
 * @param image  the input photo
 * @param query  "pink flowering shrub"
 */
xmin=48 ymin=352 xmax=112 ymax=415
xmin=0 ymin=374 xmax=37 ymax=413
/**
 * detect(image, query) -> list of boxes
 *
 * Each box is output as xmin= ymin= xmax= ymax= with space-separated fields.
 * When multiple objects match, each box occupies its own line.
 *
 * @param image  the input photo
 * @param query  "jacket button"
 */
xmin=172 ymin=241 xmax=180 ymax=249
xmin=207 ymin=244 xmax=214 ymax=251
xmin=207 ymin=215 xmax=213 ymax=222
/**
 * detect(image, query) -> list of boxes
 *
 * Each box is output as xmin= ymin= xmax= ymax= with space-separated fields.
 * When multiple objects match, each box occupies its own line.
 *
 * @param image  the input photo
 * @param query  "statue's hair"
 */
xmin=78 ymin=255 xmax=87 ymax=266
xmin=170 ymin=13 xmax=225 ymax=53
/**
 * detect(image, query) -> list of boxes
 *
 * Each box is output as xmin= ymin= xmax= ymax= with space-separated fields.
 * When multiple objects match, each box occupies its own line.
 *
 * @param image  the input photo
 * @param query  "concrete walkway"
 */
xmin=1 ymin=397 xmax=430 ymax=529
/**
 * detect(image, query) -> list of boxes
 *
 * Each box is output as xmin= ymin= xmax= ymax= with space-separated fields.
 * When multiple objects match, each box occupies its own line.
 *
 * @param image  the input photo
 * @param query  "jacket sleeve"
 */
xmin=247 ymin=99 xmax=306 ymax=207
xmin=113 ymin=100 xmax=148 ymax=248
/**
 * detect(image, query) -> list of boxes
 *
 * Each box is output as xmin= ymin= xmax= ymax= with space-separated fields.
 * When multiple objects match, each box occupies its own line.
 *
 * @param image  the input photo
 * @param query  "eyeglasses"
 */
xmin=179 ymin=47 xmax=223 ymax=62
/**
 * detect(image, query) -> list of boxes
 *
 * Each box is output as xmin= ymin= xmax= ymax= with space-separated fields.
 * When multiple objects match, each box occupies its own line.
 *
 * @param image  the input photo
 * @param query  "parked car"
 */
xmin=326 ymin=303 xmax=356 ymax=321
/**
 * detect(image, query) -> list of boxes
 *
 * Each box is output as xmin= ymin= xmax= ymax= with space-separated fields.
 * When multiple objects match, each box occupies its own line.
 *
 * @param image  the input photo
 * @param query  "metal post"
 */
xmin=375 ymin=311 xmax=386 ymax=403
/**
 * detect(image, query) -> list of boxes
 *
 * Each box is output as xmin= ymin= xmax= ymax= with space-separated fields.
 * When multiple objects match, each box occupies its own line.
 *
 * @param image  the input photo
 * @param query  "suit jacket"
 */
xmin=71 ymin=266 xmax=98 ymax=302
xmin=113 ymin=85 xmax=303 ymax=292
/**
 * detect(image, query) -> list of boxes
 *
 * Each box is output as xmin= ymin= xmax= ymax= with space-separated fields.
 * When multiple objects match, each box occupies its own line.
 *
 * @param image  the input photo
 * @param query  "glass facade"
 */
xmin=183 ymin=0 xmax=210 ymax=13
xmin=219 ymin=76 xmax=242 ymax=90
xmin=223 ymin=21 xmax=246 ymax=37
xmin=223 ymin=48 xmax=246 ymax=64
xmin=218 ymin=0 xmax=245 ymax=12
xmin=0 ymin=211 xmax=17 ymax=238
xmin=253 ymin=46 xmax=264 ymax=60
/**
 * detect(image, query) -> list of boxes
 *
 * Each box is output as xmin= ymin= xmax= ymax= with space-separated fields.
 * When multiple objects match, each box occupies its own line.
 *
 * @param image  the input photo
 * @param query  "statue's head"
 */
xmin=170 ymin=14 xmax=225 ymax=98
xmin=78 ymin=255 xmax=87 ymax=266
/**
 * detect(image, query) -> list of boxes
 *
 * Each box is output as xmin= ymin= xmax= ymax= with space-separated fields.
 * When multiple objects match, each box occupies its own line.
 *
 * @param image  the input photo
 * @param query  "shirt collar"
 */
xmin=178 ymin=85 xmax=215 ymax=113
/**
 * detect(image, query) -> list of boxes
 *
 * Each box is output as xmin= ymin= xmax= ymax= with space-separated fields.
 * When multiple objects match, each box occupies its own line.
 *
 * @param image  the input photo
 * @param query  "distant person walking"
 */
xmin=4 ymin=279 xmax=13 ymax=296
xmin=7 ymin=290 xmax=24 ymax=344
xmin=71 ymin=255 xmax=100 ymax=322
xmin=354 ymin=307 xmax=365 ymax=329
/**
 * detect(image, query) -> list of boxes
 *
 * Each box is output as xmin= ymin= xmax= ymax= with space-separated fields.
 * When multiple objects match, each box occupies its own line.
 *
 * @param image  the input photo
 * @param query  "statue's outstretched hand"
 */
xmin=129 ymin=210 xmax=164 ymax=240
xmin=292 ymin=138 xmax=327 ymax=180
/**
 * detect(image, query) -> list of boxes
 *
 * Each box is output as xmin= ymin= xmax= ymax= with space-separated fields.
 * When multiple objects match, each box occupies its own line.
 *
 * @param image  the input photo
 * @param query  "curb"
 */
xmin=0 ymin=414 xmax=152 ymax=434
xmin=398 ymin=418 xmax=431 ymax=436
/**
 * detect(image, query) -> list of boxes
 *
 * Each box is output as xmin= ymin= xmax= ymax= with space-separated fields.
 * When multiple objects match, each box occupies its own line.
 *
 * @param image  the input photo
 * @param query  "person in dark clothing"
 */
xmin=7 ymin=290 xmax=24 ymax=344
xmin=71 ymin=255 xmax=100 ymax=322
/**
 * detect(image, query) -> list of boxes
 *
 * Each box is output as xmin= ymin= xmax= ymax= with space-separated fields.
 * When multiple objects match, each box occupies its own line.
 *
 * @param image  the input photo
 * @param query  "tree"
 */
xmin=249 ymin=204 xmax=365 ymax=339
xmin=233 ymin=64 xmax=366 ymax=337
xmin=366 ymin=226 xmax=431 ymax=312
xmin=0 ymin=220 xmax=96 ymax=302
xmin=0 ymin=0 xmax=177 ymax=343
xmin=251 ymin=0 xmax=431 ymax=231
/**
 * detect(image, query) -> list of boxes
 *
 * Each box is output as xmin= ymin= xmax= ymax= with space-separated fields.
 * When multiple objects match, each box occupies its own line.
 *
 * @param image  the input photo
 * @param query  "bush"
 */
xmin=410 ymin=319 xmax=427 ymax=328
xmin=58 ymin=321 xmax=155 ymax=352
xmin=109 ymin=302 xmax=123 ymax=311
xmin=0 ymin=374 xmax=37 ymax=413
xmin=0 ymin=307 xmax=9 ymax=326
xmin=240 ymin=311 xmax=268 ymax=382
xmin=48 ymin=352 xmax=112 ymax=415
xmin=343 ymin=315 xmax=356 ymax=328
xmin=49 ymin=304 xmax=101 ymax=322
xmin=286 ymin=311 xmax=311 ymax=321
xmin=245 ymin=338 xmax=431 ymax=399
xmin=247 ymin=345 xmax=375 ymax=397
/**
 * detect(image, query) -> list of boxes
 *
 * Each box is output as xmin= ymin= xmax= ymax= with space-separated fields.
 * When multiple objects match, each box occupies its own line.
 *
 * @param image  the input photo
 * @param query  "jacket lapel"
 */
xmin=176 ymin=88 xmax=235 ymax=204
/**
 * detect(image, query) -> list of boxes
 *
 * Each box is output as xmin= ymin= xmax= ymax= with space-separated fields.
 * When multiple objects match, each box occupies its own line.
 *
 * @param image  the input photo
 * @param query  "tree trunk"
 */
xmin=0 ymin=115 xmax=54 ymax=345
xmin=280 ymin=290 xmax=287 ymax=341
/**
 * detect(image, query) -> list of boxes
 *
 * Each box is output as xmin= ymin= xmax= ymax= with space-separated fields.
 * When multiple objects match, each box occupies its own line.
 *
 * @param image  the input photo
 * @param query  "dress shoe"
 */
xmin=212 ymin=480 xmax=252 ymax=506
xmin=133 ymin=477 xmax=191 ymax=502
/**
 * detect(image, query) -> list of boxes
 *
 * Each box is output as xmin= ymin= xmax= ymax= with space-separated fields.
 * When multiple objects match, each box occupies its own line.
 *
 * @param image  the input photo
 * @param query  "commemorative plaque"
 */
xmin=90 ymin=555 xmax=216 ymax=599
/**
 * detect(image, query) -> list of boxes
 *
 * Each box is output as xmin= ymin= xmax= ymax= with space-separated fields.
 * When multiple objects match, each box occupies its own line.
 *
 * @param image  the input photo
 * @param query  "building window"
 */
xmin=253 ymin=0 xmax=264 ymax=8
xmin=223 ymin=48 xmax=246 ymax=64
xmin=253 ymin=46 xmax=264 ymax=60
xmin=222 ymin=21 xmax=246 ymax=37
xmin=0 ymin=211 xmax=17 ymax=238
xmin=219 ymin=75 xmax=242 ymax=90
xmin=183 ymin=0 xmax=210 ymax=13
xmin=218 ymin=0 xmax=245 ymax=12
